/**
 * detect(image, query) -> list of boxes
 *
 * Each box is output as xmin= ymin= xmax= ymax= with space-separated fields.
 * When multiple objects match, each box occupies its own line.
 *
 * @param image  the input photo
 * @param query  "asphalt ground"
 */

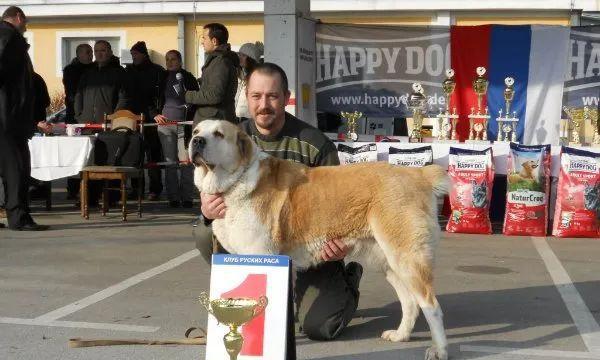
xmin=1 ymin=189 xmax=599 ymax=360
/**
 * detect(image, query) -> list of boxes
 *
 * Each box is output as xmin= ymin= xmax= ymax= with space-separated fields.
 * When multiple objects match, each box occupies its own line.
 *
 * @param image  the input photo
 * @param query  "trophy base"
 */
xmin=589 ymin=143 xmax=600 ymax=148
xmin=494 ymin=140 xmax=519 ymax=144
xmin=433 ymin=139 xmax=460 ymax=144
xmin=568 ymin=142 xmax=583 ymax=147
xmin=465 ymin=140 xmax=491 ymax=145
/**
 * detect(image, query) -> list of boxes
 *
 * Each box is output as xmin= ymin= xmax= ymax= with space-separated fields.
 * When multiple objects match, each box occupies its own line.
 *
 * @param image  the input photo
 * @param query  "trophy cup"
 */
xmin=585 ymin=106 xmax=600 ymax=147
xmin=495 ymin=77 xmax=519 ymax=143
xmin=466 ymin=67 xmax=491 ymax=143
xmin=407 ymin=82 xmax=428 ymax=143
xmin=199 ymin=292 xmax=268 ymax=360
xmin=563 ymin=106 xmax=584 ymax=146
xmin=435 ymin=69 xmax=459 ymax=143
xmin=340 ymin=111 xmax=363 ymax=142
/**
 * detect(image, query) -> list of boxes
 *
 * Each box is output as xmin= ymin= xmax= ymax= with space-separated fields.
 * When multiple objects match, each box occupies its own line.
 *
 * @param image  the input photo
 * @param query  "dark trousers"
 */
xmin=132 ymin=126 xmax=163 ymax=195
xmin=0 ymin=135 xmax=33 ymax=228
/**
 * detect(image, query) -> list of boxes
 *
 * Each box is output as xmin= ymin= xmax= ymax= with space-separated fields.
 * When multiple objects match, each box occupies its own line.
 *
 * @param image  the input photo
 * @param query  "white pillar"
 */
xmin=264 ymin=0 xmax=317 ymax=126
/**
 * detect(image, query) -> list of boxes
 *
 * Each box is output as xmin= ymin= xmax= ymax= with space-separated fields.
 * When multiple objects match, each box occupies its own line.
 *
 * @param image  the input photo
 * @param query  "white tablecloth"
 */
xmin=335 ymin=141 xmax=600 ymax=176
xmin=29 ymin=136 xmax=95 ymax=181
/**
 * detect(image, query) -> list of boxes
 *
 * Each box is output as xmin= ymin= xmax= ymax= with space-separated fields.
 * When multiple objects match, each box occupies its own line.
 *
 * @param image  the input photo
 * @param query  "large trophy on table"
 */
xmin=435 ymin=69 xmax=459 ymax=143
xmin=199 ymin=292 xmax=268 ymax=360
xmin=495 ymin=77 xmax=520 ymax=143
xmin=467 ymin=67 xmax=491 ymax=143
xmin=407 ymin=82 xmax=428 ymax=143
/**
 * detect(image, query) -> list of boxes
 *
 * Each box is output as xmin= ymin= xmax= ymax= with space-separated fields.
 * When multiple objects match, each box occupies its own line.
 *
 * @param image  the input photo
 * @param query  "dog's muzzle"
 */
xmin=190 ymin=136 xmax=206 ymax=167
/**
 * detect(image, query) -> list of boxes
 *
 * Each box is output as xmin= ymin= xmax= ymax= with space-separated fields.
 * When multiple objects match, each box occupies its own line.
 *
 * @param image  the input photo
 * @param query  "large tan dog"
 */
xmin=190 ymin=120 xmax=449 ymax=360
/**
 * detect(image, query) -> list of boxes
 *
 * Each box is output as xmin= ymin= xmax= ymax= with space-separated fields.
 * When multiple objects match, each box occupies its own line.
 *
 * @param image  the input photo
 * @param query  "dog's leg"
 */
xmin=381 ymin=270 xmax=419 ymax=342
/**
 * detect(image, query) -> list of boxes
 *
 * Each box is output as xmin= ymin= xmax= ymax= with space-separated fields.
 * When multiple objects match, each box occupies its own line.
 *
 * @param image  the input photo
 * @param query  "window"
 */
xmin=56 ymin=30 xmax=126 ymax=76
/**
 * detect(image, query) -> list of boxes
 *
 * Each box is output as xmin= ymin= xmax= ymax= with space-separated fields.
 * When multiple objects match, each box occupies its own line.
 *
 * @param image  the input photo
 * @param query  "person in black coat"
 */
xmin=74 ymin=40 xmax=130 ymax=124
xmin=0 ymin=6 xmax=48 ymax=231
xmin=63 ymin=43 xmax=93 ymax=124
xmin=125 ymin=41 xmax=166 ymax=200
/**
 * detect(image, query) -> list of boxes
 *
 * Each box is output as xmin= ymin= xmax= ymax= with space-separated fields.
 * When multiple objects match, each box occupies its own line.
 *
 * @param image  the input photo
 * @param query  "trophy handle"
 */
xmin=252 ymin=296 xmax=269 ymax=319
xmin=198 ymin=292 xmax=214 ymax=315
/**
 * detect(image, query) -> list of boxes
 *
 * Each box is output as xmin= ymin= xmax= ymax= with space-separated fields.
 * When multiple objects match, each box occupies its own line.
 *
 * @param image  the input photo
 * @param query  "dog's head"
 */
xmin=188 ymin=120 xmax=256 ymax=174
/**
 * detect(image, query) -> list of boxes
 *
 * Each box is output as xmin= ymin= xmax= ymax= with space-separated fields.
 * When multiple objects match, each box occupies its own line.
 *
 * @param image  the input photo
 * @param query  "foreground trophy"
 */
xmin=407 ymin=82 xmax=427 ymax=143
xmin=467 ymin=67 xmax=491 ymax=142
xmin=340 ymin=110 xmax=363 ymax=142
xmin=436 ymin=69 xmax=459 ymax=142
xmin=495 ymin=77 xmax=519 ymax=143
xmin=199 ymin=292 xmax=268 ymax=360
xmin=562 ymin=106 xmax=584 ymax=145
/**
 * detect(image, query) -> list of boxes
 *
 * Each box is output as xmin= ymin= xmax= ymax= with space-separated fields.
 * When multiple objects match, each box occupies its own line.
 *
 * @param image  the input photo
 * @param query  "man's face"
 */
xmin=165 ymin=52 xmax=182 ymax=72
xmin=130 ymin=49 xmax=146 ymax=65
xmin=94 ymin=42 xmax=111 ymax=66
xmin=13 ymin=12 xmax=27 ymax=34
xmin=77 ymin=45 xmax=93 ymax=64
xmin=201 ymin=28 xmax=217 ymax=53
xmin=247 ymin=71 xmax=290 ymax=132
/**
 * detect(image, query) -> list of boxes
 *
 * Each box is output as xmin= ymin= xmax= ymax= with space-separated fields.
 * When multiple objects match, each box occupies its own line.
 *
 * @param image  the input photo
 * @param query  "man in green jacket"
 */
xmin=185 ymin=23 xmax=239 ymax=125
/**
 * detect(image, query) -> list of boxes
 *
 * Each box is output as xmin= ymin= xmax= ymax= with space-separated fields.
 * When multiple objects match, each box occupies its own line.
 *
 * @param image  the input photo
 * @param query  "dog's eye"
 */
xmin=193 ymin=129 xmax=199 ymax=136
xmin=213 ymin=131 xmax=224 ymax=138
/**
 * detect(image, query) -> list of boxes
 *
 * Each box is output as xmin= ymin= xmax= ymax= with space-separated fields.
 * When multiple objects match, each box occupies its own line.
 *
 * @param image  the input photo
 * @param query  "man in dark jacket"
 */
xmin=63 ymin=43 xmax=93 ymax=124
xmin=74 ymin=40 xmax=130 ymax=124
xmin=125 ymin=41 xmax=166 ymax=200
xmin=0 ymin=6 xmax=49 ymax=231
xmin=185 ymin=23 xmax=238 ymax=125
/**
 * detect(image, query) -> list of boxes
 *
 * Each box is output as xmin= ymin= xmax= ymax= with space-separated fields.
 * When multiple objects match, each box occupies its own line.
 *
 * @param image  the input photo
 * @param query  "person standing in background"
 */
xmin=126 ymin=41 xmax=166 ymax=201
xmin=62 ymin=43 xmax=93 ymax=201
xmin=185 ymin=23 xmax=238 ymax=125
xmin=0 ymin=6 xmax=49 ymax=230
xmin=234 ymin=41 xmax=262 ymax=121
xmin=155 ymin=50 xmax=199 ymax=208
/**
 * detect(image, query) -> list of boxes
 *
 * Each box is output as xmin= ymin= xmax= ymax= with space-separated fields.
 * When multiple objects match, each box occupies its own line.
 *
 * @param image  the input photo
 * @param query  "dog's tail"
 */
xmin=422 ymin=165 xmax=450 ymax=198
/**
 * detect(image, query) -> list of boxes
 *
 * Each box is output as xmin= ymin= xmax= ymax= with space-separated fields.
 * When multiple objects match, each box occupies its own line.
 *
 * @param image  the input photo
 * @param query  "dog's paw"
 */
xmin=424 ymin=346 xmax=448 ymax=360
xmin=380 ymin=329 xmax=411 ymax=342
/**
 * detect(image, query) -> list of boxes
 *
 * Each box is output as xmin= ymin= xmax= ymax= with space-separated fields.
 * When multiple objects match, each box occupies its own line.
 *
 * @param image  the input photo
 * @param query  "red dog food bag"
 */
xmin=337 ymin=143 xmax=378 ymax=165
xmin=503 ymin=143 xmax=551 ymax=236
xmin=552 ymin=147 xmax=600 ymax=238
xmin=388 ymin=145 xmax=433 ymax=167
xmin=446 ymin=147 xmax=494 ymax=234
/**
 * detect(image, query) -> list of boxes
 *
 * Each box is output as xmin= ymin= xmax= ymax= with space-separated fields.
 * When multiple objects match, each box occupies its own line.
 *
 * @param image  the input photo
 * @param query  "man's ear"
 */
xmin=237 ymin=131 xmax=254 ymax=167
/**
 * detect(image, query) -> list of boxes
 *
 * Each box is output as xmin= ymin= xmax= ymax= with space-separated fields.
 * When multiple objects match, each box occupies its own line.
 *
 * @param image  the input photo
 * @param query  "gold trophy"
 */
xmin=436 ymin=69 xmax=459 ymax=142
xmin=199 ymin=292 xmax=268 ymax=360
xmin=467 ymin=67 xmax=491 ymax=143
xmin=407 ymin=82 xmax=427 ymax=143
xmin=340 ymin=111 xmax=363 ymax=142
xmin=563 ymin=106 xmax=584 ymax=145
xmin=495 ymin=77 xmax=519 ymax=143
xmin=585 ymin=106 xmax=600 ymax=147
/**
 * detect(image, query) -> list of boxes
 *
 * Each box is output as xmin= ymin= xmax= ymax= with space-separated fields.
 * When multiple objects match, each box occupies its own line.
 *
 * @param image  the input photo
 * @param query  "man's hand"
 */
xmin=154 ymin=114 xmax=168 ymax=125
xmin=321 ymin=238 xmax=350 ymax=262
xmin=37 ymin=121 xmax=52 ymax=134
xmin=200 ymin=192 xmax=226 ymax=220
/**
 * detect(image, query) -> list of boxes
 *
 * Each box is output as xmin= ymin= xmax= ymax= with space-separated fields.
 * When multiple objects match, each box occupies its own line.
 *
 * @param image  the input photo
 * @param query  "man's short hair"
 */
xmin=166 ymin=49 xmax=182 ymax=62
xmin=247 ymin=62 xmax=289 ymax=94
xmin=94 ymin=40 xmax=112 ymax=50
xmin=2 ymin=6 xmax=24 ymax=20
xmin=76 ymin=43 xmax=92 ymax=54
xmin=203 ymin=23 xmax=228 ymax=45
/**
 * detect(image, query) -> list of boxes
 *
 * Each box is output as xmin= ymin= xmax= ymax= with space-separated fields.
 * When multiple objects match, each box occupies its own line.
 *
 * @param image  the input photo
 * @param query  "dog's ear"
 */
xmin=237 ymin=131 xmax=254 ymax=167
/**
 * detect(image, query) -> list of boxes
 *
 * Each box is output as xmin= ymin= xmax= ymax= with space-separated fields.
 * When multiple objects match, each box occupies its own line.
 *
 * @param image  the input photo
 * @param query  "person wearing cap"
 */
xmin=235 ymin=41 xmax=263 ymax=120
xmin=125 ymin=41 xmax=166 ymax=201
xmin=185 ymin=23 xmax=239 ymax=125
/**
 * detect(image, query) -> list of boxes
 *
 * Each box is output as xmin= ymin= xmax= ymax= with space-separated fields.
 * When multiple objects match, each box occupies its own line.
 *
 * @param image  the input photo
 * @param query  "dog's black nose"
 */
xmin=192 ymin=136 xmax=206 ymax=148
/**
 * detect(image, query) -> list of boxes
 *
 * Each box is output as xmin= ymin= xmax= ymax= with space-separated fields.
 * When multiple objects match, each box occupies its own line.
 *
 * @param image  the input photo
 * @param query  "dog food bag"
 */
xmin=337 ymin=143 xmax=378 ymax=165
xmin=552 ymin=147 xmax=600 ymax=238
xmin=503 ymin=143 xmax=551 ymax=236
xmin=446 ymin=147 xmax=494 ymax=234
xmin=388 ymin=146 xmax=433 ymax=167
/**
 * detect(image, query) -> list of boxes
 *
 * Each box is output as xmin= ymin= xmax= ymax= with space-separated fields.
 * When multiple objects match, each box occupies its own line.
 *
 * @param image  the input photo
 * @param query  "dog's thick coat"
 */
xmin=190 ymin=120 xmax=449 ymax=360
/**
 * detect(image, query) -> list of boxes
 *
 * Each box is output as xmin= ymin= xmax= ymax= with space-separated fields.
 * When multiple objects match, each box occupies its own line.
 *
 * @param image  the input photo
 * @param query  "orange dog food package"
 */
xmin=447 ymin=147 xmax=494 ymax=234
xmin=552 ymin=147 xmax=600 ymax=238
xmin=337 ymin=143 xmax=378 ymax=165
xmin=503 ymin=143 xmax=551 ymax=236
xmin=388 ymin=145 xmax=433 ymax=167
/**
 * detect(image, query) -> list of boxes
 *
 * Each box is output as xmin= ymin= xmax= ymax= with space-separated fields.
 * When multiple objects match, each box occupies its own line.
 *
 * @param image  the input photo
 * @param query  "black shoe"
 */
xmin=169 ymin=200 xmax=181 ymax=208
xmin=11 ymin=222 xmax=50 ymax=231
xmin=0 ymin=223 xmax=5 ymax=228
xmin=345 ymin=261 xmax=363 ymax=290
xmin=182 ymin=201 xmax=194 ymax=208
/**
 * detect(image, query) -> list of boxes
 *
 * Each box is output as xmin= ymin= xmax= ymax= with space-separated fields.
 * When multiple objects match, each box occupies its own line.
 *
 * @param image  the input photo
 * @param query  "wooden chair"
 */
xmin=80 ymin=110 xmax=144 ymax=221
